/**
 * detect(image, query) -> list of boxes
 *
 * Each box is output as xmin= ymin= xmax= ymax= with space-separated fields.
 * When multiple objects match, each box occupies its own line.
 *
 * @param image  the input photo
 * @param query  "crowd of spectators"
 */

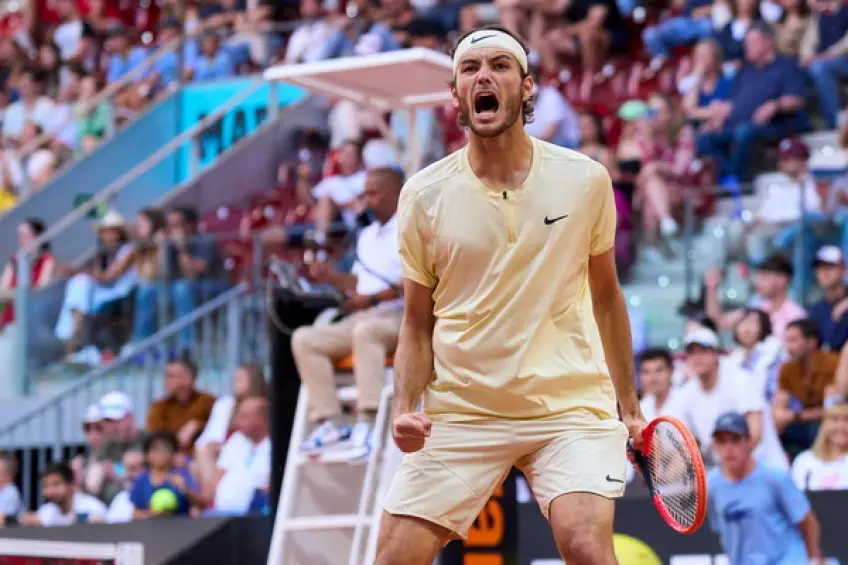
xmin=0 ymin=204 xmax=229 ymax=369
xmin=0 ymin=355 xmax=271 ymax=525
xmin=629 ymin=249 xmax=848 ymax=490
xmin=0 ymin=0 xmax=293 ymax=213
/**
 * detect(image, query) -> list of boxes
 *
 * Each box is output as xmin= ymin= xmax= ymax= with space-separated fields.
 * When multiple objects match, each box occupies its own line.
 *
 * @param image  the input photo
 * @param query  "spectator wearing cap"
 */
xmin=664 ymin=328 xmax=770 ymax=468
xmin=809 ymin=246 xmax=848 ymax=351
xmin=78 ymin=392 xmax=143 ymax=504
xmin=800 ymin=0 xmax=848 ymax=129
xmin=708 ymin=412 xmax=823 ymax=565
xmin=71 ymin=404 xmax=105 ymax=488
xmin=696 ymin=23 xmax=808 ymax=185
xmin=740 ymin=138 xmax=823 ymax=266
xmin=773 ymin=317 xmax=839 ymax=455
xmin=705 ymin=254 xmax=806 ymax=340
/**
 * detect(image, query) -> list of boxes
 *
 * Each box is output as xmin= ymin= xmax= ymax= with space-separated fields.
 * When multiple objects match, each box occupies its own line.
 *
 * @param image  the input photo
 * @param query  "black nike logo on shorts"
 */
xmin=544 ymin=214 xmax=568 ymax=225
xmin=470 ymin=34 xmax=495 ymax=44
xmin=605 ymin=474 xmax=624 ymax=484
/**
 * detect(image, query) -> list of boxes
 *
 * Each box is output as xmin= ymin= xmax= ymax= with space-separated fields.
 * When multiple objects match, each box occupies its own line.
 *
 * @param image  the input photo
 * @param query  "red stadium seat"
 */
xmin=200 ymin=205 xmax=245 ymax=235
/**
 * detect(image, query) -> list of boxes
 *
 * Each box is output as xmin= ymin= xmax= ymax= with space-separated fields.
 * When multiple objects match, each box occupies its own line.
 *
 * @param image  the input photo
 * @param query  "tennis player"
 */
xmin=708 ymin=412 xmax=824 ymax=564
xmin=376 ymin=25 xmax=647 ymax=565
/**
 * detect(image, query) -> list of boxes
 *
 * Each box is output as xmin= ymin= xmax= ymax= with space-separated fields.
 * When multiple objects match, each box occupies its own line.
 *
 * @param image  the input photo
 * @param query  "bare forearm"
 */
xmin=393 ymin=323 xmax=434 ymax=414
xmin=799 ymin=512 xmax=822 ymax=560
xmin=593 ymin=290 xmax=639 ymax=417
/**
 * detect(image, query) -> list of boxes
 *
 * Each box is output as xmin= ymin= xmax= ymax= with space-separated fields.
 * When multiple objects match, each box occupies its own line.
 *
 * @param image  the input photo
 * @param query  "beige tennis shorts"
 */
xmin=383 ymin=414 xmax=628 ymax=539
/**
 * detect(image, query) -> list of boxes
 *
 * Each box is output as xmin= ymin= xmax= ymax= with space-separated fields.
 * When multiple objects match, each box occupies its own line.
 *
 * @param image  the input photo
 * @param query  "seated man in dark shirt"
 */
xmin=802 ymin=0 xmax=848 ymax=129
xmin=809 ymin=246 xmax=848 ymax=352
xmin=696 ymin=23 xmax=808 ymax=185
xmin=166 ymin=207 xmax=227 ymax=352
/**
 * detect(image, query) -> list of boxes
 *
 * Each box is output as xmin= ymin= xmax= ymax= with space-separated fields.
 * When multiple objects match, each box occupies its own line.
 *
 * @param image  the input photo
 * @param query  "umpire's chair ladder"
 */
xmin=266 ymin=353 xmax=401 ymax=565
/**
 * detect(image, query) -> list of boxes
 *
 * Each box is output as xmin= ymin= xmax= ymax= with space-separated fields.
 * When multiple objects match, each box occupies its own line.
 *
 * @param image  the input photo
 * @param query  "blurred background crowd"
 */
xmin=0 ymin=0 xmax=844 ymax=533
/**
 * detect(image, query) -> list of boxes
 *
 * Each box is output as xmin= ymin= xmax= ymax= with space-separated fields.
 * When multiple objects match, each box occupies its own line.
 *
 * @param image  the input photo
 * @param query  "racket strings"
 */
xmin=646 ymin=422 xmax=701 ymax=529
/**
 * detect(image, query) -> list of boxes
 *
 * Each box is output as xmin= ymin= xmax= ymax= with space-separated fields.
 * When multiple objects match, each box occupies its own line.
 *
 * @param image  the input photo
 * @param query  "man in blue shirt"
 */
xmin=808 ymin=246 xmax=848 ymax=352
xmin=708 ymin=412 xmax=824 ymax=565
xmin=696 ymin=23 xmax=808 ymax=184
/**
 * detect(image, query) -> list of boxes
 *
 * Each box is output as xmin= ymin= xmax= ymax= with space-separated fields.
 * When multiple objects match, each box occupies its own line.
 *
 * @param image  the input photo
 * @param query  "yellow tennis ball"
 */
xmin=149 ymin=488 xmax=179 ymax=514
xmin=612 ymin=533 xmax=663 ymax=565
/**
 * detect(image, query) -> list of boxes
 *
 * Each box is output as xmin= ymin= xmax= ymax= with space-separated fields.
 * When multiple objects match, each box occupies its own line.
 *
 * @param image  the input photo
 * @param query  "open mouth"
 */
xmin=473 ymin=91 xmax=500 ymax=116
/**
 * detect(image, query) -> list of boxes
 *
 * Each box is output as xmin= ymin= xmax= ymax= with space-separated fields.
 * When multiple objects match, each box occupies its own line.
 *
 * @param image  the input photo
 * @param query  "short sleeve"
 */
xmin=129 ymin=475 xmax=148 ymax=510
xmin=789 ymin=451 xmax=813 ymax=490
xmin=36 ymin=504 xmax=56 ymax=526
xmin=773 ymin=469 xmax=811 ymax=524
xmin=397 ymin=187 xmax=436 ymax=288
xmin=778 ymin=59 xmax=807 ymax=100
xmin=589 ymin=165 xmax=617 ymax=256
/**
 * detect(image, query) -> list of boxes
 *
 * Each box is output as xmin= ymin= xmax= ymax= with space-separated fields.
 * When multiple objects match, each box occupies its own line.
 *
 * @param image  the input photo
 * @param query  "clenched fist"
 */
xmin=392 ymin=412 xmax=432 ymax=453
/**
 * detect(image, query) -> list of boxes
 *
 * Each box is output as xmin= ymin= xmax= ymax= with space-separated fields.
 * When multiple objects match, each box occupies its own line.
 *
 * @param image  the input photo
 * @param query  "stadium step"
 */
xmin=266 ymin=359 xmax=398 ymax=565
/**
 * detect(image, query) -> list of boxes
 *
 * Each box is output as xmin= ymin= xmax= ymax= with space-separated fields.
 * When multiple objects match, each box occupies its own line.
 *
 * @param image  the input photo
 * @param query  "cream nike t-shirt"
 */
xmin=397 ymin=136 xmax=618 ymax=421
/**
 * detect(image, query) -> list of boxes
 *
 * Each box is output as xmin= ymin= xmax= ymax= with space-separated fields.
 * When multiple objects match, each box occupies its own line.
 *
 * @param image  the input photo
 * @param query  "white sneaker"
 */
xmin=322 ymin=422 xmax=374 ymax=463
xmin=300 ymin=421 xmax=352 ymax=455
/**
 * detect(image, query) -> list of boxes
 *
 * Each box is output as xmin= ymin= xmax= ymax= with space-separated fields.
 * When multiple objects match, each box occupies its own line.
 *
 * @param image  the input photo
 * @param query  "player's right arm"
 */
xmin=393 ymin=184 xmax=438 ymax=453
xmin=392 ymin=279 xmax=436 ymax=452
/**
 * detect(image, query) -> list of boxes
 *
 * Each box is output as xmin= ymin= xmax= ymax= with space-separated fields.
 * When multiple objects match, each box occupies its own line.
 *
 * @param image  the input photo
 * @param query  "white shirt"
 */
xmin=790 ymin=452 xmax=848 ymax=491
xmin=2 ymin=97 xmax=56 ymax=139
xmin=524 ymin=86 xmax=580 ymax=147
xmin=639 ymin=389 xmax=679 ymax=423
xmin=722 ymin=341 xmax=789 ymax=470
xmin=215 ymin=432 xmax=271 ymax=513
xmin=0 ymin=483 xmax=21 ymax=516
xmin=665 ymin=366 xmax=763 ymax=466
xmin=352 ymin=214 xmax=402 ymax=308
xmin=284 ymin=20 xmax=333 ymax=65
xmin=196 ymin=396 xmax=236 ymax=447
xmin=36 ymin=492 xmax=107 ymax=526
xmin=312 ymin=170 xmax=367 ymax=227
xmin=54 ymin=19 xmax=83 ymax=60
xmin=756 ymin=173 xmax=822 ymax=224
xmin=105 ymin=490 xmax=134 ymax=524
xmin=25 ymin=149 xmax=54 ymax=181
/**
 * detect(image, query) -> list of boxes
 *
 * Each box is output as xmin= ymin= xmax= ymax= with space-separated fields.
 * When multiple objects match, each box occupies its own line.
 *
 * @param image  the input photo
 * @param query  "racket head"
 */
xmin=629 ymin=415 xmax=708 ymax=534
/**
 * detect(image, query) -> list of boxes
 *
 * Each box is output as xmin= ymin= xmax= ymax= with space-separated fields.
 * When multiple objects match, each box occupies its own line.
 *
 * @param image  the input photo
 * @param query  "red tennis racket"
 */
xmin=628 ymin=415 xmax=708 ymax=534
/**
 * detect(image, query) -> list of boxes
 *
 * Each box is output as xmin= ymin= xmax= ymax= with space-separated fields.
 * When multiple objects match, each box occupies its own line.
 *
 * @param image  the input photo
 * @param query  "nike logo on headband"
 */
xmin=470 ymin=34 xmax=495 ymax=44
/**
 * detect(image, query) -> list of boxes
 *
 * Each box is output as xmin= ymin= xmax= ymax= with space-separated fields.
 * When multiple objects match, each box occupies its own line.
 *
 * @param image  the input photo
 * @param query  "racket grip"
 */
xmin=627 ymin=441 xmax=654 ymax=490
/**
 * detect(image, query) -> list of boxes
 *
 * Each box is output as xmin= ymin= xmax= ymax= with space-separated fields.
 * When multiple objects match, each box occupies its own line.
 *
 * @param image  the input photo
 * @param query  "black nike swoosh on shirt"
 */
xmin=470 ymin=34 xmax=496 ymax=44
xmin=605 ymin=475 xmax=624 ymax=484
xmin=544 ymin=215 xmax=568 ymax=225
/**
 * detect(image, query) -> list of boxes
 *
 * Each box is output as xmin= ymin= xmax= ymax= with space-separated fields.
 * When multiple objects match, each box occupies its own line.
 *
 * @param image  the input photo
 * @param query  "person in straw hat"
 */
xmin=53 ymin=209 xmax=136 ymax=357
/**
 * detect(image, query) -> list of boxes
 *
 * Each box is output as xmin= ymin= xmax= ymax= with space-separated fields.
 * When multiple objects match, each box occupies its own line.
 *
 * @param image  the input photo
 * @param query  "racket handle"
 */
xmin=627 ymin=440 xmax=655 ymax=492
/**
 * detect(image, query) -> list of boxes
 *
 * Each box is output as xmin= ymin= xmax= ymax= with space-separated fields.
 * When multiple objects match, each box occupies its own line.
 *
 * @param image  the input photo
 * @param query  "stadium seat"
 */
xmin=334 ymin=352 xmax=395 ymax=403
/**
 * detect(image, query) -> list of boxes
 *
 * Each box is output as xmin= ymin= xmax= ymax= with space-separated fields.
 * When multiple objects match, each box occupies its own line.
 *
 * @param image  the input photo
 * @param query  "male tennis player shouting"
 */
xmin=376 ymin=25 xmax=647 ymax=565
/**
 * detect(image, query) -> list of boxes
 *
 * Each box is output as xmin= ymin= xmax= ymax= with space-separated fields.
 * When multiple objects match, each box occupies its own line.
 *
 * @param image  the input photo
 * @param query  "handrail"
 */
xmin=19 ymin=77 xmax=267 ymax=256
xmin=12 ymin=35 xmax=187 ymax=200
xmin=0 ymin=282 xmax=248 ymax=438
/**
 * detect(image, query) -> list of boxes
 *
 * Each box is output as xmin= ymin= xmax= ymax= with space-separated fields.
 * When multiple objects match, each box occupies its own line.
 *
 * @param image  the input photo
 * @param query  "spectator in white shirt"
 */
xmin=790 ymin=403 xmax=848 ymax=491
xmin=20 ymin=462 xmax=107 ymax=526
xmin=665 ymin=328 xmax=768 ymax=468
xmin=638 ymin=347 xmax=678 ymax=422
xmin=194 ymin=364 xmax=268 ymax=488
xmin=52 ymin=0 xmax=84 ymax=61
xmin=743 ymin=139 xmax=823 ymax=265
xmin=293 ymin=168 xmax=403 ymax=461
xmin=524 ymin=82 xmax=580 ymax=148
xmin=207 ymin=397 xmax=271 ymax=515
xmin=284 ymin=0 xmax=333 ymax=65
xmin=0 ymin=453 xmax=21 ymax=518
xmin=311 ymin=140 xmax=367 ymax=243
xmin=2 ymin=69 xmax=56 ymax=141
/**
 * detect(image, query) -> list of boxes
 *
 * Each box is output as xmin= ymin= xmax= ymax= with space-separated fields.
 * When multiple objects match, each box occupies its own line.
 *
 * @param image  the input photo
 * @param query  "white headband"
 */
xmin=452 ymin=30 xmax=528 ymax=75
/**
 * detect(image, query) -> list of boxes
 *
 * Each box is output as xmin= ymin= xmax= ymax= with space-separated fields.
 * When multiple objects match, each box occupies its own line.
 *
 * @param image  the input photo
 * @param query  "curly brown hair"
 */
xmin=448 ymin=24 xmax=535 ymax=126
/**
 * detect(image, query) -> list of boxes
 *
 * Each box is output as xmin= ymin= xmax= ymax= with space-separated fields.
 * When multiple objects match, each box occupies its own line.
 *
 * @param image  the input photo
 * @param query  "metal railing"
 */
xmin=0 ymin=282 xmax=262 ymax=510
xmin=11 ymin=77 xmax=285 ymax=393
